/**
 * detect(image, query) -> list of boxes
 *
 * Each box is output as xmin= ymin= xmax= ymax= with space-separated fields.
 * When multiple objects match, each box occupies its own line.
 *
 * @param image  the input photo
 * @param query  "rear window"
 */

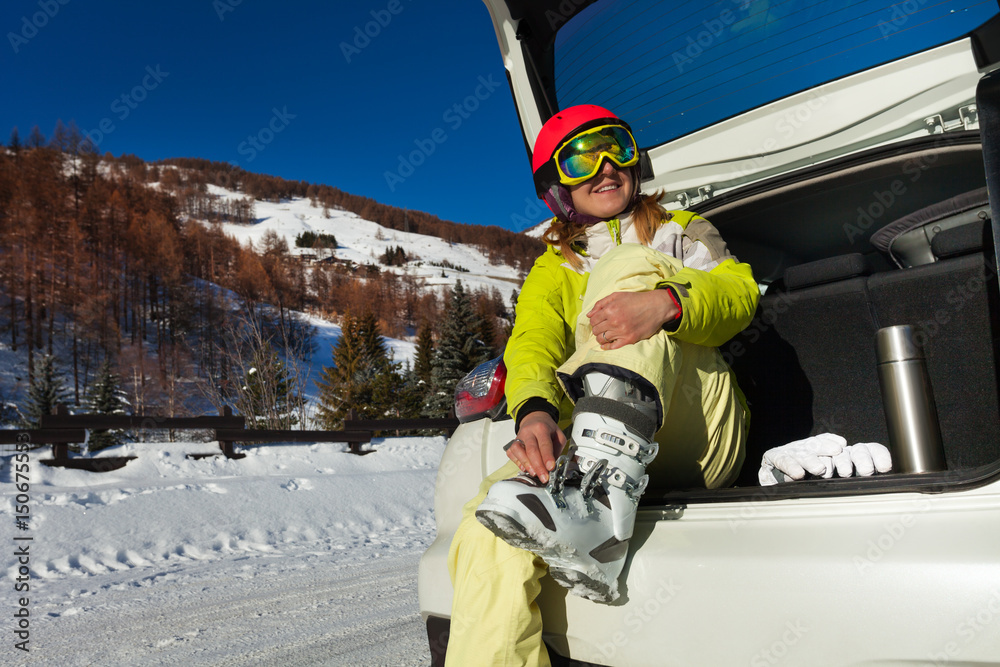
xmin=553 ymin=0 xmax=999 ymax=148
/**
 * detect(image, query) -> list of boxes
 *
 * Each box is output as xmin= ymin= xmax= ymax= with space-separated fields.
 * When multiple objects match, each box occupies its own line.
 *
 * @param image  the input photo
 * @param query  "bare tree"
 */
xmin=214 ymin=305 xmax=312 ymax=430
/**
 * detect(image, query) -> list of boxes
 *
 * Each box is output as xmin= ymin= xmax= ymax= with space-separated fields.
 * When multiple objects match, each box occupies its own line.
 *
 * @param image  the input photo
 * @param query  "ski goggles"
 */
xmin=553 ymin=124 xmax=639 ymax=186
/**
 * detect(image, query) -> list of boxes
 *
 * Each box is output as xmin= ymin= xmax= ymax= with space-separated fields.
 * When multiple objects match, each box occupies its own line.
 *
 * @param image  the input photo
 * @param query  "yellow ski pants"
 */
xmin=446 ymin=245 xmax=747 ymax=666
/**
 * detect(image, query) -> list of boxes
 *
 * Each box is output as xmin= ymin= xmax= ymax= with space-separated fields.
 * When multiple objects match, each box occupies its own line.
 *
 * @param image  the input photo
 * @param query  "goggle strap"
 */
xmin=533 ymin=161 xmax=561 ymax=196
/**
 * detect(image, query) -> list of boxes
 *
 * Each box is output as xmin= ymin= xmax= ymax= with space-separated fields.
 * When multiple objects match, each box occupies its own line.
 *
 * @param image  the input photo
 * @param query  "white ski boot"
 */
xmin=476 ymin=372 xmax=659 ymax=603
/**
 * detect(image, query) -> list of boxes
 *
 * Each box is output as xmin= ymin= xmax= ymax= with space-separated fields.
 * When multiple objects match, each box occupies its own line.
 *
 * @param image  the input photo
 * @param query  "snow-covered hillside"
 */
xmin=524 ymin=219 xmax=551 ymax=239
xmin=2 ymin=175 xmax=542 ymax=420
xmin=201 ymin=184 xmax=527 ymax=298
xmin=3 ymin=436 xmax=445 ymax=665
xmin=187 ymin=184 xmax=536 ymax=410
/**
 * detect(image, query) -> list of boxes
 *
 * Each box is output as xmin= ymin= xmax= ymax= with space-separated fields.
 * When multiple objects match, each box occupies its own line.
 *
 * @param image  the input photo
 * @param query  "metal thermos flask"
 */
xmin=875 ymin=325 xmax=947 ymax=473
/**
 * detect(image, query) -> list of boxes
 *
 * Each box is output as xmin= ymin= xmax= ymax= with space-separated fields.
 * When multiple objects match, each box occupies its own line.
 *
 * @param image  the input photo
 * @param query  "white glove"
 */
xmin=760 ymin=435 xmax=893 ymax=485
xmin=759 ymin=433 xmax=846 ymax=485
xmin=833 ymin=442 xmax=893 ymax=478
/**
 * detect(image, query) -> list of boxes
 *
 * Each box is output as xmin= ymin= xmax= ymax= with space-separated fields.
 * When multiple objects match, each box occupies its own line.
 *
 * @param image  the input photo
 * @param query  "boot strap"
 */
xmin=578 ymin=456 xmax=650 ymax=500
xmin=579 ymin=426 xmax=659 ymax=464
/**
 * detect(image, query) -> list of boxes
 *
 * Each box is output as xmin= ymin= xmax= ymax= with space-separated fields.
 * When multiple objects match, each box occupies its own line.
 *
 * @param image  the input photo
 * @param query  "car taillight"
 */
xmin=454 ymin=356 xmax=507 ymax=423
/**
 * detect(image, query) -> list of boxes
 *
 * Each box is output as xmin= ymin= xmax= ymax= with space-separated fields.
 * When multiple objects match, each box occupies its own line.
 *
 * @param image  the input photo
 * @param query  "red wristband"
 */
xmin=664 ymin=286 xmax=682 ymax=319
xmin=661 ymin=286 xmax=682 ymax=332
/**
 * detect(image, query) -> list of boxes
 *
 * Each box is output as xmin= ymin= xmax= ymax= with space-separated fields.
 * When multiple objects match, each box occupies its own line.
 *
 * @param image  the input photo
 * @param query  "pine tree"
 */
xmin=23 ymin=354 xmax=68 ymax=428
xmin=425 ymin=280 xmax=483 ymax=417
xmin=474 ymin=298 xmax=497 ymax=366
xmin=380 ymin=245 xmax=407 ymax=266
xmin=356 ymin=311 xmax=391 ymax=373
xmin=85 ymin=358 xmax=127 ymax=451
xmin=356 ymin=312 xmax=402 ymax=421
xmin=316 ymin=312 xmax=358 ymax=429
xmin=371 ymin=358 xmax=406 ymax=420
xmin=413 ymin=320 xmax=435 ymax=384
xmin=316 ymin=311 xmax=401 ymax=428
xmin=403 ymin=320 xmax=435 ymax=415
xmin=396 ymin=360 xmax=426 ymax=419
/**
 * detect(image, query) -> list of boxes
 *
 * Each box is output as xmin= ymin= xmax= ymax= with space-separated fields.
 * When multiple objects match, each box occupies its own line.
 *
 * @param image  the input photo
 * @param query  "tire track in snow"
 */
xmin=23 ymin=544 xmax=431 ymax=666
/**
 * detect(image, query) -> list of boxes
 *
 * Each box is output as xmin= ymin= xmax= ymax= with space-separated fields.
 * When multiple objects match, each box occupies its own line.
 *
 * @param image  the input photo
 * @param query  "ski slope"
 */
xmin=204 ymin=184 xmax=527 ymax=297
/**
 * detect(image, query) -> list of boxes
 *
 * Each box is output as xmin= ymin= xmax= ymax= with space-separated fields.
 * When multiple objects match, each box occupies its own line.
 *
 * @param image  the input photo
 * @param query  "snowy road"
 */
xmin=3 ymin=438 xmax=444 ymax=666
xmin=24 ymin=543 xmax=429 ymax=666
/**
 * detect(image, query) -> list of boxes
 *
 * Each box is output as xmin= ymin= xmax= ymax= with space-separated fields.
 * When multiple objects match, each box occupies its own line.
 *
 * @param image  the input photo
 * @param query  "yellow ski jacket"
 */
xmin=503 ymin=210 xmax=760 ymax=425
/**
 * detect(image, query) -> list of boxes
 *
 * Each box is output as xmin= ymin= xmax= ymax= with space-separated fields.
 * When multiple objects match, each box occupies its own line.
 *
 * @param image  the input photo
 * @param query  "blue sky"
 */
xmin=1 ymin=0 xmax=543 ymax=232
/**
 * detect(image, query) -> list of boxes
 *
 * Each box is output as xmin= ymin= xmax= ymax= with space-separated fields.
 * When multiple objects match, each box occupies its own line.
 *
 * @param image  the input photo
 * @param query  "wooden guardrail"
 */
xmin=2 ymin=426 xmax=131 ymax=471
xmin=216 ymin=412 xmax=459 ymax=455
xmin=344 ymin=416 xmax=460 ymax=432
xmin=15 ymin=405 xmax=461 ymax=471
xmin=214 ymin=429 xmax=374 ymax=455
xmin=0 ymin=429 xmax=88 ymax=445
xmin=39 ymin=404 xmax=246 ymax=463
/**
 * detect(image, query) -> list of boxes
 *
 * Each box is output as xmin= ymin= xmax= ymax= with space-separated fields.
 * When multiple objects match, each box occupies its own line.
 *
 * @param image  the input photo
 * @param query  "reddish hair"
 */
xmin=542 ymin=191 xmax=671 ymax=271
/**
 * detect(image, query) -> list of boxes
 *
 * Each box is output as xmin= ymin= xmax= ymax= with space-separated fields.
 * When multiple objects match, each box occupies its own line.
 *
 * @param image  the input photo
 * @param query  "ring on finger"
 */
xmin=602 ymin=331 xmax=608 ymax=342
xmin=503 ymin=437 xmax=524 ymax=452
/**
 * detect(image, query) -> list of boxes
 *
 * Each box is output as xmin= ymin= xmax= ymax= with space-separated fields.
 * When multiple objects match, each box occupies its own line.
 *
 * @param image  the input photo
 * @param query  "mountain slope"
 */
xmin=200 ymin=183 xmax=527 ymax=297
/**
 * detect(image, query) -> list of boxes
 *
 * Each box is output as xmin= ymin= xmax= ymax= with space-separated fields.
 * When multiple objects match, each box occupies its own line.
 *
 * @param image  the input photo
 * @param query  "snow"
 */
xmin=524 ymin=219 xmax=551 ymax=239
xmin=3 ymin=436 xmax=446 ymax=665
xmin=169 ymin=183 xmax=530 ymax=411
xmin=0 ymin=170 xmax=540 ymax=665
xmin=202 ymin=184 xmax=526 ymax=298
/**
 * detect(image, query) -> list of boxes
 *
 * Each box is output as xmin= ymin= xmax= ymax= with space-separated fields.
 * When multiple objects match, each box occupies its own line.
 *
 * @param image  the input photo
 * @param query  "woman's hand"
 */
xmin=504 ymin=411 xmax=567 ymax=483
xmin=587 ymin=289 xmax=679 ymax=350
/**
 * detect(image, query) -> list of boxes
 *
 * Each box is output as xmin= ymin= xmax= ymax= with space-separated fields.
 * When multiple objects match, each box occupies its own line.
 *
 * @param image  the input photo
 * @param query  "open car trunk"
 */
xmin=485 ymin=0 xmax=1000 ymax=502
xmin=637 ymin=130 xmax=1000 ymax=502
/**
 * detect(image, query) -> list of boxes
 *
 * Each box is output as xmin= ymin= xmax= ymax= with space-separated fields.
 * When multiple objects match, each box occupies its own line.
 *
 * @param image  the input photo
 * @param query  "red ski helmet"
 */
xmin=531 ymin=104 xmax=641 ymax=224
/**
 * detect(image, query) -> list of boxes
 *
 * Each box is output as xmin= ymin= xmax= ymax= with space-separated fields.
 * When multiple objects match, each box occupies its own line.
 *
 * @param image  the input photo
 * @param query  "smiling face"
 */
xmin=568 ymin=159 xmax=634 ymax=221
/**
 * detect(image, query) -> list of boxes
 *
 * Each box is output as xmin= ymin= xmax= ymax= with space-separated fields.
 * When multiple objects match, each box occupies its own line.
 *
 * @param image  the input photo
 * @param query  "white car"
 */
xmin=420 ymin=1 xmax=1000 ymax=665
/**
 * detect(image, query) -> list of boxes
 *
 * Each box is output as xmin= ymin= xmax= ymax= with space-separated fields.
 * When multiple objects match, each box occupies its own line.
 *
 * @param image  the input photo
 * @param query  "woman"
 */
xmin=445 ymin=104 xmax=759 ymax=667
